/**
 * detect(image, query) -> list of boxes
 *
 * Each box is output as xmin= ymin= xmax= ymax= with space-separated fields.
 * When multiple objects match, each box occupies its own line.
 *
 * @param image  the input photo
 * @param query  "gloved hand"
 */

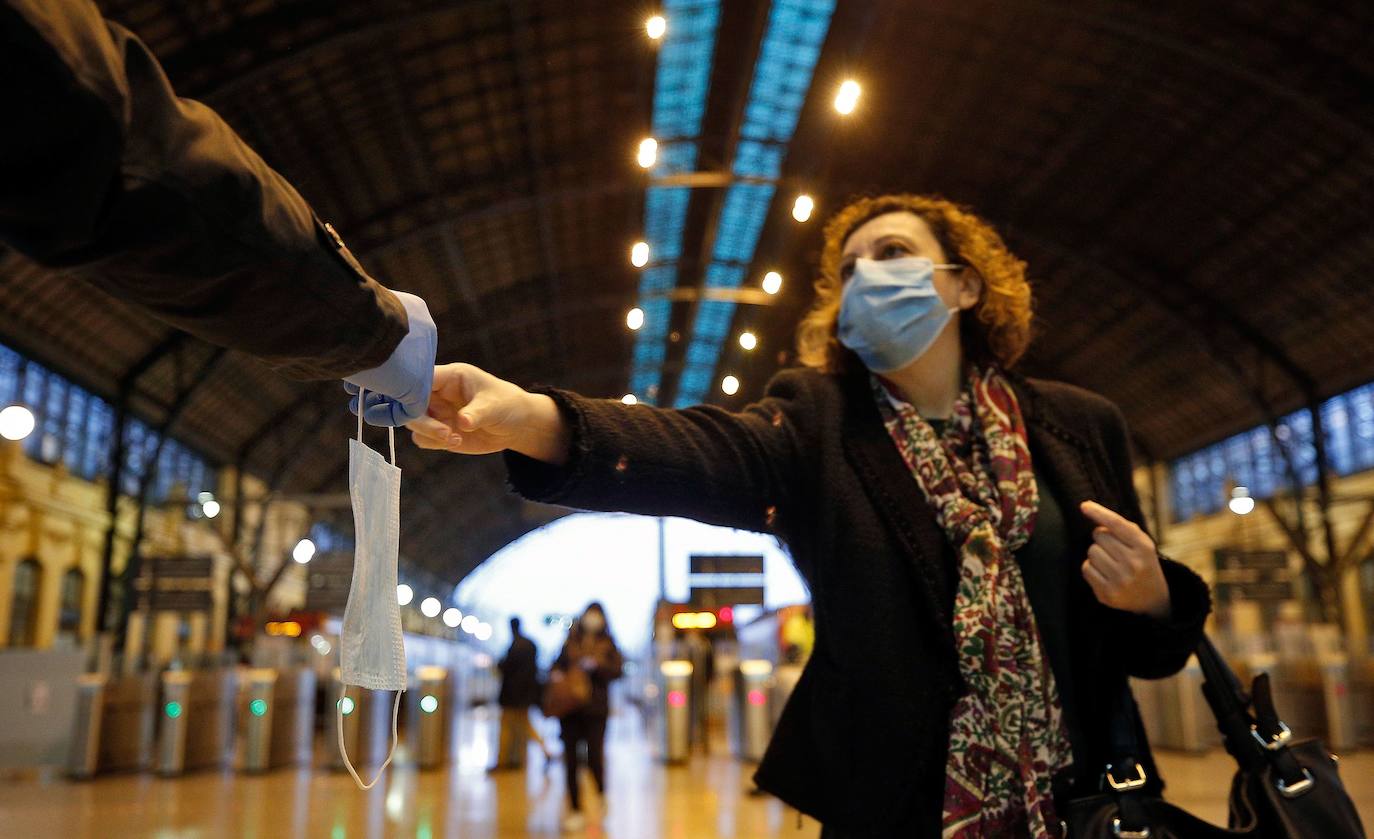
xmin=344 ymin=291 xmax=437 ymax=426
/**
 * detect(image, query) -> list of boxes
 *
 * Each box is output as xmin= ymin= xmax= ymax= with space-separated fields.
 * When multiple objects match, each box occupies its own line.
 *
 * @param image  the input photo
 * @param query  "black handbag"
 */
xmin=1061 ymin=636 xmax=1366 ymax=839
xmin=1196 ymin=636 xmax=1365 ymax=839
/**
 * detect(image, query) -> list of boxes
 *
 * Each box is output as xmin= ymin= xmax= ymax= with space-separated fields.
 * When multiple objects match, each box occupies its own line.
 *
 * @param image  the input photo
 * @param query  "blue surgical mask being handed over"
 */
xmin=837 ymin=256 xmax=965 ymax=373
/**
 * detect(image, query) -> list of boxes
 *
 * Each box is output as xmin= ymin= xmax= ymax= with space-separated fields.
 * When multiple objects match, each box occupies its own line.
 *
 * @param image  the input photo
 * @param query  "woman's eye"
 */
xmin=840 ymin=264 xmax=854 ymax=281
xmin=879 ymin=243 xmax=909 ymax=259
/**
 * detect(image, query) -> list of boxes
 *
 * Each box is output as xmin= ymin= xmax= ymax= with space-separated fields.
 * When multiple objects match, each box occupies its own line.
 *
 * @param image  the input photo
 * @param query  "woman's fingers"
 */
xmin=1091 ymin=527 xmax=1134 ymax=563
xmin=1081 ymin=560 xmax=1113 ymax=602
xmin=1086 ymin=543 xmax=1124 ymax=586
xmin=457 ymin=389 xmax=501 ymax=432
xmin=1080 ymin=500 xmax=1150 ymax=549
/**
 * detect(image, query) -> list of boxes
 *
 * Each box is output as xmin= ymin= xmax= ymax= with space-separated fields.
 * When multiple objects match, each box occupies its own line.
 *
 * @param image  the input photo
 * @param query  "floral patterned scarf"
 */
xmin=874 ymin=366 xmax=1072 ymax=839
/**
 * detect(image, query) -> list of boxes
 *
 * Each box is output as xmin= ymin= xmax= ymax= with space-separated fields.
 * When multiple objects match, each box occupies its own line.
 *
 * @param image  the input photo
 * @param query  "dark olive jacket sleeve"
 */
xmin=504 ymin=369 xmax=818 ymax=536
xmin=1095 ymin=400 xmax=1212 ymax=679
xmin=0 ymin=0 xmax=408 ymax=379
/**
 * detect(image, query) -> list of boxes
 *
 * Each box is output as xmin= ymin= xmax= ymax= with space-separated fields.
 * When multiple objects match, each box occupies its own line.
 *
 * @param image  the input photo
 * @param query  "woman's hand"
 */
xmin=1079 ymin=500 xmax=1171 ymax=620
xmin=406 ymin=363 xmax=571 ymax=464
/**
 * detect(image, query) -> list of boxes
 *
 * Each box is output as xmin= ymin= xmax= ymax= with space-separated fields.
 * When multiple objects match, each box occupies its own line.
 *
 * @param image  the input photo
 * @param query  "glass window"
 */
xmin=0 ymin=345 xmax=20 ymax=405
xmin=63 ymin=387 xmax=87 ymax=473
xmin=21 ymin=366 xmax=46 ymax=460
xmin=83 ymin=399 xmax=113 ymax=480
xmin=39 ymin=376 xmax=67 ymax=463
xmin=9 ymin=559 xmax=41 ymax=647
xmin=58 ymin=568 xmax=85 ymax=642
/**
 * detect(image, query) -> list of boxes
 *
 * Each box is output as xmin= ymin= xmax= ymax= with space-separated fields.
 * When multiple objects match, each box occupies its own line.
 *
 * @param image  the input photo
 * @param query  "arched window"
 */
xmin=9 ymin=559 xmax=41 ymax=647
xmin=58 ymin=568 xmax=85 ymax=642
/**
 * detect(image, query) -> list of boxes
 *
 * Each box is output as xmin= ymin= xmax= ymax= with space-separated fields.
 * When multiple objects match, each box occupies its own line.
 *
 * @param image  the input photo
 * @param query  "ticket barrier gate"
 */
xmin=268 ymin=668 xmax=317 ymax=769
xmin=730 ymin=660 xmax=773 ymax=763
xmin=412 ymin=666 xmax=450 ymax=770
xmin=1147 ymin=657 xmax=1217 ymax=752
xmin=235 ymin=668 xmax=277 ymax=773
xmin=658 ymin=660 xmax=692 ymax=764
xmin=155 ymin=670 xmax=236 ymax=775
xmin=1317 ymin=654 xmax=1356 ymax=751
xmin=1352 ymin=657 xmax=1374 ymax=747
xmin=67 ymin=674 xmax=105 ymax=779
xmin=97 ymin=673 xmax=158 ymax=773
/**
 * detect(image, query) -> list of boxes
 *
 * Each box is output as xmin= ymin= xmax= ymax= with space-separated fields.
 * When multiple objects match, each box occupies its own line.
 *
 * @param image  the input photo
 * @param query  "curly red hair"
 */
xmin=796 ymin=194 xmax=1033 ymax=372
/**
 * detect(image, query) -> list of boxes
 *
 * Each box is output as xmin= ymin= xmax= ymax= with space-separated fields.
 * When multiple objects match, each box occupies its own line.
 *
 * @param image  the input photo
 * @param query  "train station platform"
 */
xmin=2 ymin=705 xmax=1371 ymax=838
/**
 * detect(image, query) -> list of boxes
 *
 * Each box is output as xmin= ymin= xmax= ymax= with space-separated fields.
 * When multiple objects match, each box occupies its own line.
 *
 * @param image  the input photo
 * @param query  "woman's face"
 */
xmin=838 ymin=211 xmax=979 ymax=312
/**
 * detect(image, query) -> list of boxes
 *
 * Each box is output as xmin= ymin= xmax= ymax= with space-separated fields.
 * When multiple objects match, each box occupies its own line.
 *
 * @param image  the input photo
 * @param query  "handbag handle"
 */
xmin=1194 ymin=635 xmax=1310 ymax=792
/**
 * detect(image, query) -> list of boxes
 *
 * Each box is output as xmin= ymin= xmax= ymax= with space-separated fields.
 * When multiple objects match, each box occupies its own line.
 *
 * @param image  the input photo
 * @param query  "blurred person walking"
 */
xmin=491 ymin=616 xmax=552 ymax=771
xmin=550 ymin=603 xmax=622 ymax=832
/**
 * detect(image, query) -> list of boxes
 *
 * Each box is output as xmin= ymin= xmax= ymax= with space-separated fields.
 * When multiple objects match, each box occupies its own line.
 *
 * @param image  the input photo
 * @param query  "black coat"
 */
xmin=1 ymin=0 xmax=406 ymax=379
xmin=497 ymin=634 xmax=542 ymax=709
xmin=506 ymin=366 xmax=1210 ymax=834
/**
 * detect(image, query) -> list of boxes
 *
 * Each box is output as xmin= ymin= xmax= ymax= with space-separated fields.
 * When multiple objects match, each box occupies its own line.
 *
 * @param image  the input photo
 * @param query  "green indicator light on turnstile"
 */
xmin=420 ymin=695 xmax=438 ymax=714
xmin=338 ymin=696 xmax=355 ymax=715
xmin=165 ymin=701 xmax=182 ymax=719
xmin=249 ymin=698 xmax=268 ymax=717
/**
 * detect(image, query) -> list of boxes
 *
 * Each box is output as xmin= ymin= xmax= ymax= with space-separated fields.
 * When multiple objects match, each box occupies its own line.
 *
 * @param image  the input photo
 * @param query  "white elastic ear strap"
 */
xmin=337 ymin=685 xmax=403 ymax=791
xmin=355 ymin=387 xmax=398 ymax=466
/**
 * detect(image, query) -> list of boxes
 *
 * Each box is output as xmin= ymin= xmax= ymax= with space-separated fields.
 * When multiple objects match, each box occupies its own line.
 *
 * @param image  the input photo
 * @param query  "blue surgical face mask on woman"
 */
xmin=837 ymin=256 xmax=965 ymax=373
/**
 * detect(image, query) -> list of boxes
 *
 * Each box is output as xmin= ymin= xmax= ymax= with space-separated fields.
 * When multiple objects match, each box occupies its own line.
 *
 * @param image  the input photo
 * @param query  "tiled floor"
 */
xmin=0 ymin=707 xmax=1368 ymax=837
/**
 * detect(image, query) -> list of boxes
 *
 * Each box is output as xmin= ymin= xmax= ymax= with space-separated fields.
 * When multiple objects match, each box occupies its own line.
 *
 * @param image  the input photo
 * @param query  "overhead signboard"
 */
xmin=689 ymin=586 xmax=765 ymax=609
xmin=134 ymin=556 xmax=214 ymax=612
xmin=304 ymin=552 xmax=354 ymax=614
xmin=690 ymin=555 xmax=764 ymax=575
xmin=1212 ymin=548 xmax=1293 ymax=604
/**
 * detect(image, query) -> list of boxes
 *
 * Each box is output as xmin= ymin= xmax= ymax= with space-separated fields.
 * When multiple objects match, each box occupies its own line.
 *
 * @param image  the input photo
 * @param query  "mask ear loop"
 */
xmin=337 ymin=684 xmax=404 ymax=791
xmin=356 ymin=386 xmax=399 ymax=467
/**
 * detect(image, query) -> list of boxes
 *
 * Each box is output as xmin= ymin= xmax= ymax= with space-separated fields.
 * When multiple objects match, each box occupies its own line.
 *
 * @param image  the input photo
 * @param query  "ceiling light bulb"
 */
xmin=292 ymin=538 xmax=316 ymax=564
xmin=443 ymin=608 xmax=461 ymax=628
xmin=762 ymin=271 xmax=783 ymax=295
xmin=201 ymin=500 xmax=221 ymax=519
xmin=397 ymin=584 xmax=414 ymax=606
xmin=622 ymin=394 xmax=638 ymax=405
xmin=637 ymin=137 xmax=658 ymax=168
xmin=739 ymin=332 xmax=757 ymax=350
xmin=834 ymin=79 xmax=861 ymax=115
xmin=792 ymin=195 xmax=814 ymax=223
xmin=475 ymin=623 xmax=493 ymax=641
xmin=420 ymin=597 xmax=441 ymax=618
xmin=1228 ymin=496 xmax=1255 ymax=515
xmin=631 ymin=241 xmax=650 ymax=267
xmin=461 ymin=615 xmax=479 ymax=633
xmin=721 ymin=375 xmax=740 ymax=396
xmin=646 ymin=15 xmax=666 ymax=40
xmin=0 ymin=405 xmax=35 ymax=441
xmin=626 ymin=307 xmax=645 ymax=330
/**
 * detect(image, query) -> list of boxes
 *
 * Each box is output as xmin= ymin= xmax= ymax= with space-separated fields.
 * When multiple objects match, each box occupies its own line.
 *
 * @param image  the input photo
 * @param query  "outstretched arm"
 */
xmin=409 ymin=363 xmax=820 ymax=535
xmin=0 ymin=0 xmax=410 ymax=381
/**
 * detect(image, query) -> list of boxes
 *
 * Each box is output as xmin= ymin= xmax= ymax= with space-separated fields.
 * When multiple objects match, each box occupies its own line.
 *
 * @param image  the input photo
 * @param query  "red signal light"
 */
xmin=718 ymin=606 xmax=733 ymax=622
xmin=668 ymin=690 xmax=687 ymax=707
xmin=747 ymin=689 xmax=766 ymax=707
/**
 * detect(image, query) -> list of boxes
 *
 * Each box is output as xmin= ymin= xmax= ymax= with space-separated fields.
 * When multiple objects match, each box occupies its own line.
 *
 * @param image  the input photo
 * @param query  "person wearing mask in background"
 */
xmin=552 ymin=602 xmax=622 ymax=832
xmin=1 ymin=0 xmax=435 ymax=425
xmin=409 ymin=194 xmax=1211 ymax=837
xmin=492 ymin=616 xmax=552 ymax=772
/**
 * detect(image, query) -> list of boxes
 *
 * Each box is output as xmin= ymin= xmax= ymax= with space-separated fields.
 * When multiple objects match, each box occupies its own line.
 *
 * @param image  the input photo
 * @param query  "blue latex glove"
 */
xmin=344 ymin=291 xmax=437 ymax=426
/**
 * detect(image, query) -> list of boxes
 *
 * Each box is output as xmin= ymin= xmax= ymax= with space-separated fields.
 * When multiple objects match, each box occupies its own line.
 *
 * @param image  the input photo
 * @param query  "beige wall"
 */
xmin=0 ymin=438 xmax=311 ymax=656
xmin=1138 ymin=460 xmax=1374 ymax=655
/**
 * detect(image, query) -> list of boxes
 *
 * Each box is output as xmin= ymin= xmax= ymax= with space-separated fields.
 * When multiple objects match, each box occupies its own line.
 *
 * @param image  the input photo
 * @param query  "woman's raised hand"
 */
xmin=1079 ymin=500 xmax=1171 ymax=620
xmin=406 ymin=363 xmax=571 ymax=464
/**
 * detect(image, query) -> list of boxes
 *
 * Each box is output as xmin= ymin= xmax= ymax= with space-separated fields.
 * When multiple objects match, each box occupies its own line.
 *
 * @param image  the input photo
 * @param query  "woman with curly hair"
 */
xmin=405 ymin=195 xmax=1210 ymax=837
